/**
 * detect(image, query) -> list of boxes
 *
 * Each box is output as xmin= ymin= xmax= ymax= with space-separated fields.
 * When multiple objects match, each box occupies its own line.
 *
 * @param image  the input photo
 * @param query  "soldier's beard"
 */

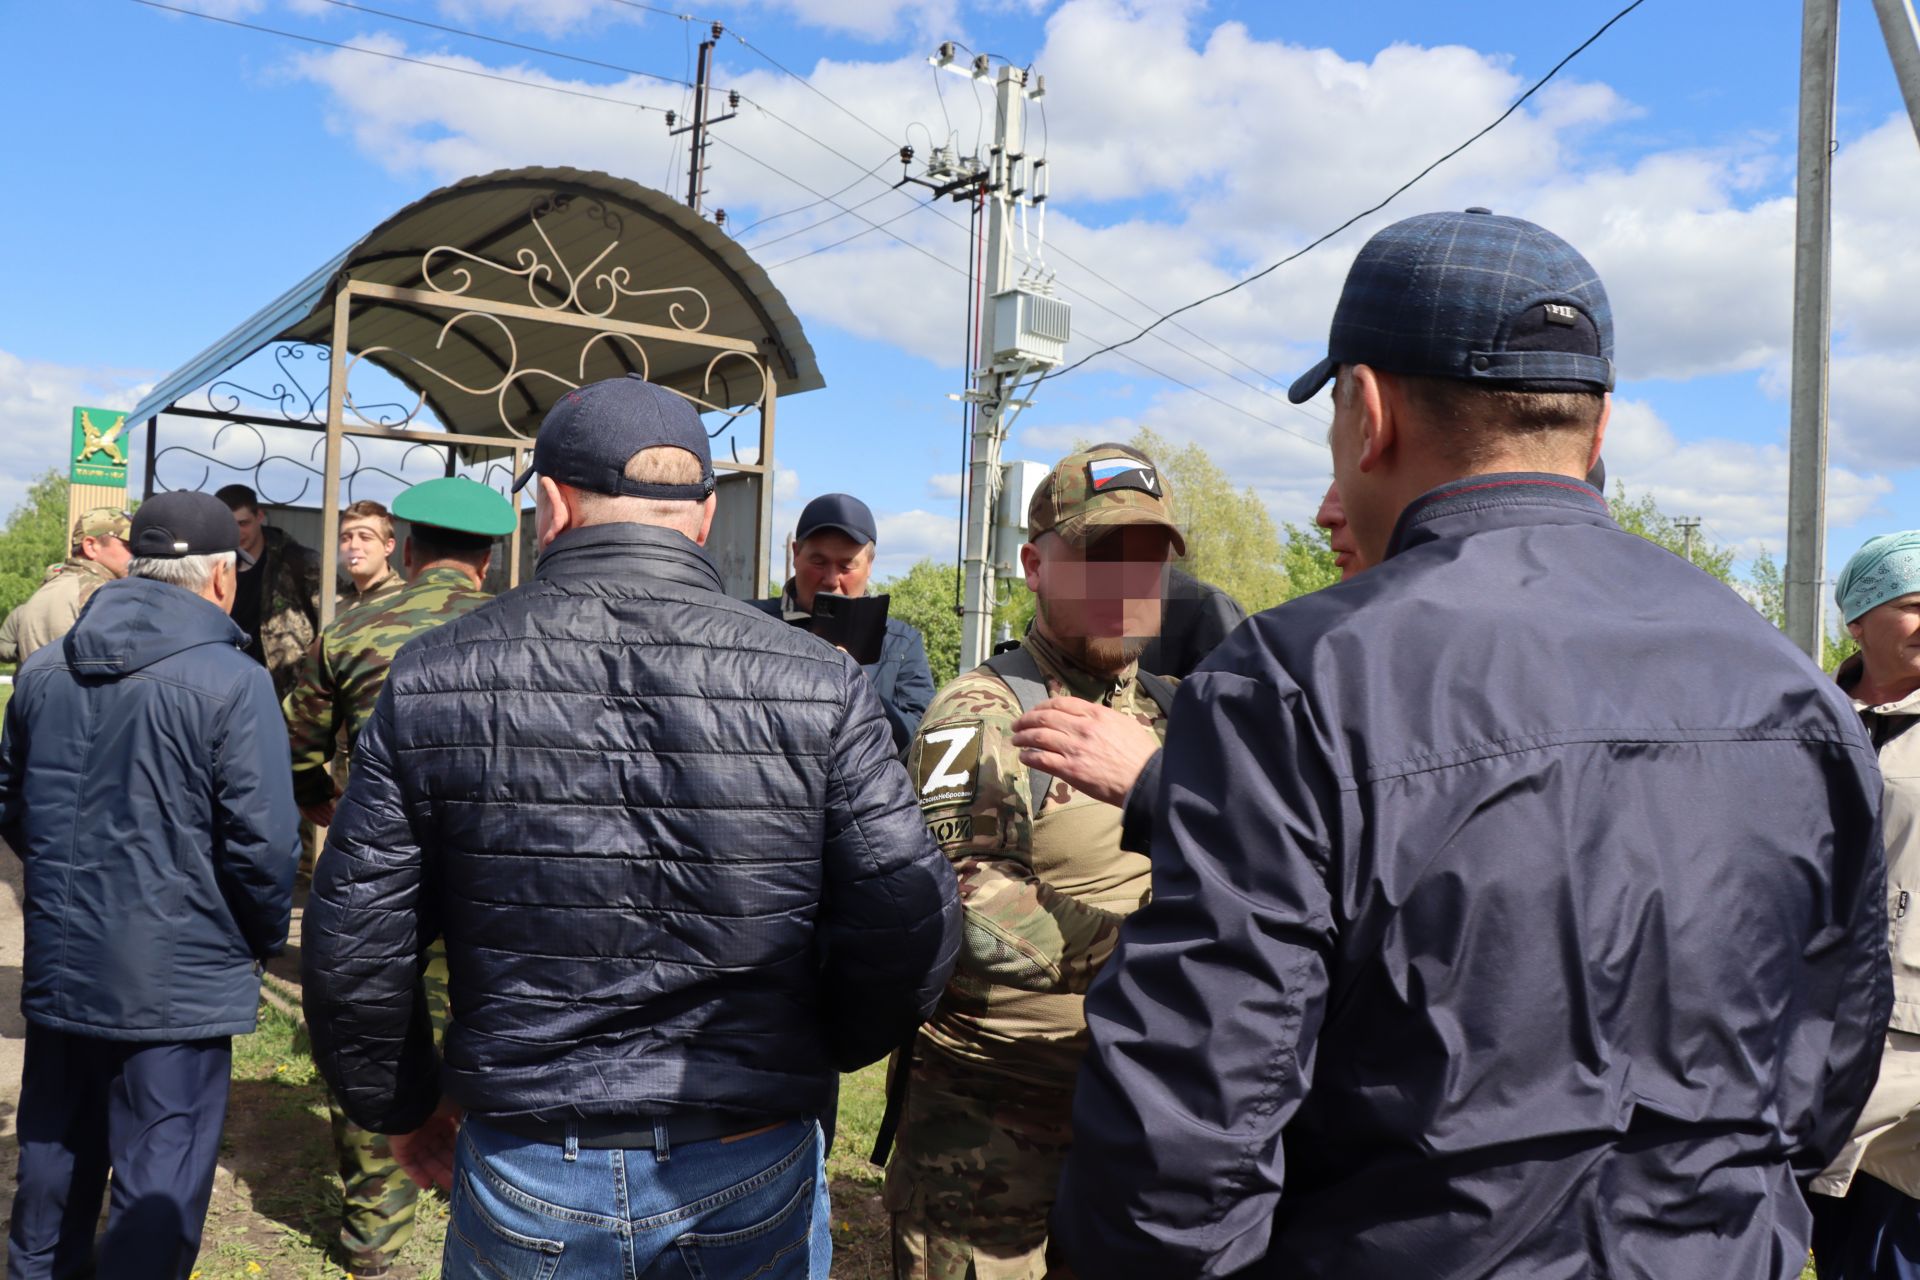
xmin=1056 ymin=632 xmax=1147 ymax=675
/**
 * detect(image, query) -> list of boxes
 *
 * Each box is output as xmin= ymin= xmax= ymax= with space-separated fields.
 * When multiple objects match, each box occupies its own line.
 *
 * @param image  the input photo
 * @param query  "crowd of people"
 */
xmin=0 ymin=206 xmax=1915 ymax=1280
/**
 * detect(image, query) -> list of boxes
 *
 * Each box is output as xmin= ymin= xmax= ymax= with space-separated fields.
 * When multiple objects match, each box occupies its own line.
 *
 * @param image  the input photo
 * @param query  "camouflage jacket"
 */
xmin=339 ymin=566 xmax=404 ymax=612
xmin=282 ymin=567 xmax=492 ymax=808
xmin=250 ymin=526 xmax=322 ymax=699
xmin=0 ymin=557 xmax=116 ymax=665
xmin=908 ymin=628 xmax=1174 ymax=1088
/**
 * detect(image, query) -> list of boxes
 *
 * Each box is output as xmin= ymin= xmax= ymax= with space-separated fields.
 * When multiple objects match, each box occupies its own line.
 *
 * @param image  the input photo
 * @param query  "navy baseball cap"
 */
xmin=511 ymin=374 xmax=715 ymax=500
xmin=1288 ymin=208 xmax=1614 ymax=404
xmin=130 ymin=491 xmax=240 ymax=559
xmin=795 ymin=493 xmax=877 ymax=546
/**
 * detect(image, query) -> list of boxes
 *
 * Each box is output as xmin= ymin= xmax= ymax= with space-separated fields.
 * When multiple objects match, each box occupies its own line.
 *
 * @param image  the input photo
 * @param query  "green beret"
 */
xmin=391 ymin=477 xmax=517 ymax=538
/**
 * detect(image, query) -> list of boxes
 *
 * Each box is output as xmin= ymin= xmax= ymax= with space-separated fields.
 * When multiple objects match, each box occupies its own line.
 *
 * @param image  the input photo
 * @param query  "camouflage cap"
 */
xmin=1027 ymin=445 xmax=1185 ymax=556
xmin=71 ymin=507 xmax=131 ymax=545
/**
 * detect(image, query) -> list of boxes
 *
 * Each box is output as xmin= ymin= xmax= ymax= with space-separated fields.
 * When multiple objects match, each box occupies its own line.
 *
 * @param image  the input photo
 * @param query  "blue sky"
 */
xmin=5 ymin=0 xmax=1919 ymax=590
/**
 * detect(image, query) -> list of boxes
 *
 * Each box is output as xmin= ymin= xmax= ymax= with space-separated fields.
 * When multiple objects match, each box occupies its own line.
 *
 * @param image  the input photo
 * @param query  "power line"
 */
xmin=729 ymin=30 xmax=899 ymax=149
xmin=732 ymin=152 xmax=897 ymax=238
xmin=1040 ymin=0 xmax=1653 ymax=384
xmin=314 ymin=0 xmax=698 ymax=89
xmin=131 ymin=0 xmax=674 ymax=115
xmin=759 ymin=198 xmax=936 ymax=269
xmin=746 ymin=181 xmax=905 ymax=252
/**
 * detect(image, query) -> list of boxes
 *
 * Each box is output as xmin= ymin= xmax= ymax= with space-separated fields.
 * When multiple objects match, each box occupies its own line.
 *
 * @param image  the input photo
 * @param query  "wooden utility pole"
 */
xmin=668 ymin=23 xmax=737 ymax=218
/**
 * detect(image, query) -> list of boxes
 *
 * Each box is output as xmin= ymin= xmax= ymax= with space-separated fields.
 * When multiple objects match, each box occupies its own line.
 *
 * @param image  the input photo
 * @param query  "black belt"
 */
xmin=492 ymin=1112 xmax=793 ymax=1151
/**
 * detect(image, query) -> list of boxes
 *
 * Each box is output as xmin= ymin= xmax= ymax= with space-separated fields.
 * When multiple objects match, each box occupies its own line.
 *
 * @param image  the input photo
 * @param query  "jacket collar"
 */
xmin=1386 ymin=471 xmax=1614 ymax=561
xmin=535 ymin=522 xmax=725 ymax=594
xmin=1834 ymin=653 xmax=1920 ymax=716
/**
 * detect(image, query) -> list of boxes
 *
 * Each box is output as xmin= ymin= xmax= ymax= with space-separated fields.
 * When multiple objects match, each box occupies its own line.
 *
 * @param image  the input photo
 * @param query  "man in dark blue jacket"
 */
xmin=1 ymin=490 xmax=300 ymax=1280
xmin=1051 ymin=209 xmax=1892 ymax=1279
xmin=302 ymin=376 xmax=961 ymax=1280
xmin=757 ymin=492 xmax=935 ymax=754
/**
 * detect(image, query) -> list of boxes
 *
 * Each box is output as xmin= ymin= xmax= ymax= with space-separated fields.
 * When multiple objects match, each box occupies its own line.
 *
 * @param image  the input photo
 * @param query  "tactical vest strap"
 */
xmin=985 ymin=648 xmax=1176 ymax=815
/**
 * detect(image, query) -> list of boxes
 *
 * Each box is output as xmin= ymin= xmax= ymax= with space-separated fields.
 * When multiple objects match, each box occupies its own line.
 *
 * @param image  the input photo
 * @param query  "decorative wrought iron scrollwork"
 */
xmin=419 ymin=206 xmax=713 ymax=329
xmin=150 ymin=420 xmax=463 ymax=505
xmin=204 ymin=343 xmax=417 ymax=428
xmin=344 ymin=312 xmax=769 ymax=442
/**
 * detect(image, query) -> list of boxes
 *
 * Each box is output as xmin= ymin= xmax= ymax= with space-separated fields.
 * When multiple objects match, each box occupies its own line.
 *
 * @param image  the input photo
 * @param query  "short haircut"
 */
xmin=409 ymin=525 xmax=495 ymax=562
xmin=130 ymin=551 xmax=237 ymax=593
xmin=569 ymin=447 xmax=708 ymax=537
xmin=341 ymin=499 xmax=394 ymax=541
xmin=1347 ymin=371 xmax=1604 ymax=468
xmin=214 ymin=483 xmax=261 ymax=516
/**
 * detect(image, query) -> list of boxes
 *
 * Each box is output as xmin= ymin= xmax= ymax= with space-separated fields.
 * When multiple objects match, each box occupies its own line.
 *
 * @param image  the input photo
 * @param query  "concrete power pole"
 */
xmin=922 ymin=52 xmax=1064 ymax=673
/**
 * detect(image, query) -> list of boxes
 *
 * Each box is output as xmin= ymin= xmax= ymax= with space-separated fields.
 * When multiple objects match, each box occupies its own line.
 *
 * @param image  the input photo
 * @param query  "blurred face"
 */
xmin=340 ymin=518 xmax=395 ymax=586
xmin=1313 ymin=481 xmax=1364 ymax=581
xmin=1022 ymin=525 xmax=1174 ymax=674
xmin=230 ymin=504 xmax=265 ymax=559
xmin=793 ymin=531 xmax=874 ymax=611
xmin=82 ymin=533 xmax=132 ymax=578
xmin=1849 ymin=592 xmax=1920 ymax=698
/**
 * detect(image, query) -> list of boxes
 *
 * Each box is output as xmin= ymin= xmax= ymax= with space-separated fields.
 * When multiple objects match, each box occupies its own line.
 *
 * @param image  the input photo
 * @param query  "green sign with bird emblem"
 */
xmin=71 ymin=407 xmax=130 ymax=487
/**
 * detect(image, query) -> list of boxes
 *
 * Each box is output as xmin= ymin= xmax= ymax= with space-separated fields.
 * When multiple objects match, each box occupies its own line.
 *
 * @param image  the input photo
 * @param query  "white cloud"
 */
xmin=1601 ymin=397 xmax=1891 ymax=556
xmin=874 ymin=506 xmax=957 ymax=578
xmin=927 ymin=471 xmax=963 ymax=499
xmin=0 ymin=350 xmax=152 ymax=519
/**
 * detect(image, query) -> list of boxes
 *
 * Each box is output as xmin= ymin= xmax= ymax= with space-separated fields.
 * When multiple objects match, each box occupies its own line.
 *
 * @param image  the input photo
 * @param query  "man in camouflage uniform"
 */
xmin=216 ymin=484 xmax=320 ymax=700
xmin=0 ymin=508 xmax=132 ymax=664
xmin=885 ymin=444 xmax=1184 ymax=1279
xmin=281 ymin=475 xmax=513 ymax=1279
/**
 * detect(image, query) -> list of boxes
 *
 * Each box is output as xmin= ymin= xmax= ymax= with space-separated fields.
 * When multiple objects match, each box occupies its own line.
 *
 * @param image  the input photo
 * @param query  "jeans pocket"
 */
xmin=446 ymin=1168 xmax=566 ymax=1280
xmin=673 ymin=1173 xmax=817 ymax=1280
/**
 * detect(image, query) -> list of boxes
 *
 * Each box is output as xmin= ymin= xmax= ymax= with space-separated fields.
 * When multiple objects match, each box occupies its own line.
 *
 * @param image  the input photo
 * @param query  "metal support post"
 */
xmin=143 ymin=415 xmax=158 ymax=500
xmin=320 ymin=293 xmax=351 ymax=627
xmin=1873 ymin=0 xmax=1920 ymax=147
xmin=958 ymin=64 xmax=1029 ymax=673
xmin=1786 ymin=0 xmax=1839 ymax=664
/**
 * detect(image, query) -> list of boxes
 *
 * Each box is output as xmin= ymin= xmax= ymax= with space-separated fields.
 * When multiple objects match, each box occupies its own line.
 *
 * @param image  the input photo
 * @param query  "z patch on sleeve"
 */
xmin=915 ymin=721 xmax=982 ymax=807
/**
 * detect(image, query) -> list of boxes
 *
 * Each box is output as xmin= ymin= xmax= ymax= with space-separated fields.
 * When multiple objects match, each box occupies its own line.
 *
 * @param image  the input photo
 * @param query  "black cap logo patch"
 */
xmin=1088 ymin=459 xmax=1161 ymax=497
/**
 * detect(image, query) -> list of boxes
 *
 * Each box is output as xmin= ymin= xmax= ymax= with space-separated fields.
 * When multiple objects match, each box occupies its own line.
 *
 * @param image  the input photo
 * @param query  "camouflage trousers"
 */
xmin=327 ymin=944 xmax=450 ymax=1263
xmin=883 ymin=1041 xmax=1078 ymax=1280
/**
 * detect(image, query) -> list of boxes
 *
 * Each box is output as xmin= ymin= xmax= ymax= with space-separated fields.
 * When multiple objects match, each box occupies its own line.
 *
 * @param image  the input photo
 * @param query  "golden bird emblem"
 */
xmin=77 ymin=410 xmax=128 ymax=468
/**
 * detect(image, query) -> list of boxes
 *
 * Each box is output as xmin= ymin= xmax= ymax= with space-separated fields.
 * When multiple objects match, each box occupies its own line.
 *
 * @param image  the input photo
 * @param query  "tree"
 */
xmin=1127 ymin=428 xmax=1289 ymax=613
xmin=1280 ymin=519 xmax=1341 ymax=600
xmin=1607 ymin=482 xmax=1737 ymax=584
xmin=879 ymin=559 xmax=1034 ymax=688
xmin=0 ymin=470 xmax=70 ymax=623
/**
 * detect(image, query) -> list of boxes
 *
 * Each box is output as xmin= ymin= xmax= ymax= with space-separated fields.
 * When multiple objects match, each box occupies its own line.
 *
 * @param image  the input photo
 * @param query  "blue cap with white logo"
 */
xmin=511 ymin=374 xmax=715 ymax=500
xmin=1288 ymin=208 xmax=1614 ymax=404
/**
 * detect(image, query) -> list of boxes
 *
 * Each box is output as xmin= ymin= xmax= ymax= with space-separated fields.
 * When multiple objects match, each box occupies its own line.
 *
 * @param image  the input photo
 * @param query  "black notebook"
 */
xmin=801 ymin=592 xmax=890 ymax=666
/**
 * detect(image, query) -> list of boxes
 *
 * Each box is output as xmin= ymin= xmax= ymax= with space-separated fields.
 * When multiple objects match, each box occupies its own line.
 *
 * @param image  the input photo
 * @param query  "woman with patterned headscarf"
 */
xmin=1811 ymin=531 xmax=1920 ymax=1279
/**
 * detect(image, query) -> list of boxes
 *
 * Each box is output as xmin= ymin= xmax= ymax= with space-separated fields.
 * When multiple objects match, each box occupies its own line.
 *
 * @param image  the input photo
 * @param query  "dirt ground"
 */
xmin=0 ymin=853 xmax=893 ymax=1278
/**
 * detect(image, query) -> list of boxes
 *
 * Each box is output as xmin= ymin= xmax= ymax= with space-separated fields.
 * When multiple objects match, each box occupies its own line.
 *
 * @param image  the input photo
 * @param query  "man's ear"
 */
xmin=402 ymin=536 xmax=417 ymax=575
xmin=692 ymin=493 xmax=718 ymax=547
xmin=1020 ymin=540 xmax=1043 ymax=592
xmin=537 ymin=476 xmax=574 ymax=551
xmin=1589 ymin=394 xmax=1611 ymax=470
xmin=1352 ymin=364 xmax=1396 ymax=474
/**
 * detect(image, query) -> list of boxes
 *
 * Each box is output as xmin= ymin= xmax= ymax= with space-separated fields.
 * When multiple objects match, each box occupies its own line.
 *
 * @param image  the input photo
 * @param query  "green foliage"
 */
xmin=1280 ymin=519 xmax=1341 ymax=601
xmin=1129 ymin=428 xmax=1290 ymax=613
xmin=1608 ymin=481 xmax=1736 ymax=584
xmin=880 ymin=559 xmax=1036 ymax=688
xmin=0 ymin=471 xmax=71 ymax=622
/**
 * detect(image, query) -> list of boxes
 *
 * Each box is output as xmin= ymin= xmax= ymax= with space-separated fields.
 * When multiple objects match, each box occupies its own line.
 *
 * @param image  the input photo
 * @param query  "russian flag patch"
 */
xmin=1087 ymin=458 xmax=1161 ymax=496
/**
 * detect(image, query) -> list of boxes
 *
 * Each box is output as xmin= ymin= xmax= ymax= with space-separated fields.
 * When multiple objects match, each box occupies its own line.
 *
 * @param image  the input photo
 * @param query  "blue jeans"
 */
xmin=444 ymin=1117 xmax=831 ymax=1280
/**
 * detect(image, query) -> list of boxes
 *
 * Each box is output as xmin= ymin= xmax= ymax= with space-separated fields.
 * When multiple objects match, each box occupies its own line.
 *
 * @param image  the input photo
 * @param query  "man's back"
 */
xmin=306 ymin=522 xmax=960 ymax=1133
xmin=0 ymin=576 xmax=298 ymax=1040
xmin=1060 ymin=478 xmax=1889 ymax=1278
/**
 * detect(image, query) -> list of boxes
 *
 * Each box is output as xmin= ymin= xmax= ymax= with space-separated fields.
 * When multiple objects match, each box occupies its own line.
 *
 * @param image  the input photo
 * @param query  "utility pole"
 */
xmin=1676 ymin=517 xmax=1701 ymax=566
xmin=667 ymin=22 xmax=738 ymax=217
xmin=1786 ymin=0 xmax=1838 ymax=665
xmin=916 ymin=48 xmax=1065 ymax=672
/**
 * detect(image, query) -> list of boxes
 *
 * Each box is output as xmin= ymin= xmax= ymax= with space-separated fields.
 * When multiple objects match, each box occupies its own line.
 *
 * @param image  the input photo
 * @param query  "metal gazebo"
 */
xmin=125 ymin=165 xmax=825 ymax=622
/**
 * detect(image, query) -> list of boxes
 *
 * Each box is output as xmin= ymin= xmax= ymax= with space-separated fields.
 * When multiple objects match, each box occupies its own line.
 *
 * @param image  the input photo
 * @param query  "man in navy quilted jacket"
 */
xmin=302 ymin=374 xmax=962 ymax=1280
xmin=2 ymin=489 xmax=300 ymax=1280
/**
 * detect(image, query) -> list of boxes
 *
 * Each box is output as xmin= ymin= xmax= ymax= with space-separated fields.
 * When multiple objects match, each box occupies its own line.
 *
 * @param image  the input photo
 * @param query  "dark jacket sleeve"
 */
xmin=1119 ymin=749 xmax=1164 ymax=855
xmin=878 ymin=623 xmax=935 ymax=753
xmin=1797 ymin=739 xmax=1893 ymax=1178
xmin=211 ymin=664 xmax=301 ymax=957
xmin=1053 ymin=663 xmax=1338 ymax=1279
xmin=817 ymin=653 xmax=962 ymax=1070
xmin=0 ymin=675 xmax=27 ymax=855
xmin=301 ymin=682 xmax=442 ymax=1133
